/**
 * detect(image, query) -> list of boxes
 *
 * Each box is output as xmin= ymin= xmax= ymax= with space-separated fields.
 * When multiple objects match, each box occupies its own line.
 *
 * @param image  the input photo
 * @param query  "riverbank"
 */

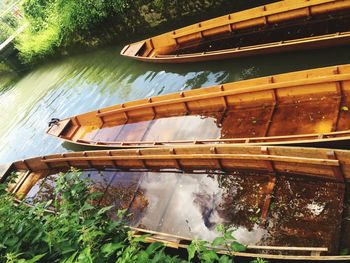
xmin=11 ymin=0 xmax=277 ymax=66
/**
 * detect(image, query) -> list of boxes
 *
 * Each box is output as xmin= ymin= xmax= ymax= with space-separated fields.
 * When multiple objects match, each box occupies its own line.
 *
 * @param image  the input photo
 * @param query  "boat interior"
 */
xmin=47 ymin=65 xmax=350 ymax=147
xmin=122 ymin=0 xmax=350 ymax=59
xmin=2 ymin=148 xmax=350 ymax=257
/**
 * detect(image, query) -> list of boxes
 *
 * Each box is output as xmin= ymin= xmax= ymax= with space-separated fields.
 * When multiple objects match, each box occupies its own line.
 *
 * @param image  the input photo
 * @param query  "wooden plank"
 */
xmin=169 ymin=148 xmax=183 ymax=170
xmin=96 ymin=73 xmax=350 ymax=118
xmin=42 ymin=154 xmax=340 ymax=166
xmin=327 ymin=150 xmax=345 ymax=182
xmin=122 ymin=41 xmax=145 ymax=56
xmin=11 ymin=170 xmax=31 ymax=194
xmin=264 ymin=89 xmax=277 ymax=137
xmin=130 ymin=227 xmax=328 ymax=252
xmin=129 ymin=228 xmax=339 ymax=260
xmin=47 ymin=119 xmax=71 ymax=137
xmin=210 ymin=146 xmax=224 ymax=170
xmin=76 ymin=127 xmax=350 ymax=146
xmin=245 ymin=245 xmax=327 ymax=252
xmin=259 ymin=147 xmax=276 ymax=227
xmin=333 ymin=82 xmax=343 ymax=132
xmin=171 ymin=0 xmax=337 ymax=39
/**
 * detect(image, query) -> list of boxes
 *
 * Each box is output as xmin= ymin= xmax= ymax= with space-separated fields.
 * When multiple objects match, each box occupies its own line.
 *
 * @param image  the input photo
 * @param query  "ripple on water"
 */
xmin=1 ymin=45 xmax=350 ymax=163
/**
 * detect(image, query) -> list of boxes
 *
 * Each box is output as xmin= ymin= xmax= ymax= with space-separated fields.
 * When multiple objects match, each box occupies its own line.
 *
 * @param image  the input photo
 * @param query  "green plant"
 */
xmin=250 ymin=258 xmax=268 ymax=263
xmin=340 ymin=248 xmax=349 ymax=256
xmin=0 ymin=169 xmax=266 ymax=262
xmin=187 ymin=224 xmax=246 ymax=263
xmin=0 ymin=169 xmax=184 ymax=262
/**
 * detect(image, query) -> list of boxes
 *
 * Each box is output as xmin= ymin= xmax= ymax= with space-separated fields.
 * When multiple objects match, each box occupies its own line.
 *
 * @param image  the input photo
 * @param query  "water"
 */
xmin=2 ymin=45 xmax=350 ymax=254
xmin=1 ymin=45 xmax=350 ymax=163
xmin=18 ymin=167 xmax=345 ymax=252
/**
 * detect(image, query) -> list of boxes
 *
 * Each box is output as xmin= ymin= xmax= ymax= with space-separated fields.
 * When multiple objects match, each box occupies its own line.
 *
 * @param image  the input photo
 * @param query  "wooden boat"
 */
xmin=47 ymin=64 xmax=350 ymax=148
xmin=120 ymin=0 xmax=350 ymax=63
xmin=1 ymin=145 xmax=350 ymax=260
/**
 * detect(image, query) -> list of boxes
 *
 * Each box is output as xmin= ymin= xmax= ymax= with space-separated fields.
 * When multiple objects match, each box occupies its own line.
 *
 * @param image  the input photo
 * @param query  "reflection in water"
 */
xmin=76 ymin=93 xmax=339 ymax=145
xmin=2 ymin=45 xmax=350 ymax=162
xmin=19 ymin=168 xmax=348 ymax=254
xmin=193 ymin=192 xmax=221 ymax=229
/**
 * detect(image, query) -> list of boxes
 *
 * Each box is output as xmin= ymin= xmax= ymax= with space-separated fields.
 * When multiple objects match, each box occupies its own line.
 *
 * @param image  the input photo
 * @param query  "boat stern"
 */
xmin=46 ymin=118 xmax=73 ymax=138
xmin=120 ymin=41 xmax=147 ymax=58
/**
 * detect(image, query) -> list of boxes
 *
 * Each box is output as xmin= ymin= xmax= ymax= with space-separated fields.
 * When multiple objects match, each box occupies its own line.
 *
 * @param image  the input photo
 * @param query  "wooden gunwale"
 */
xmin=42 ymin=154 xmax=340 ymax=167
xmin=150 ymin=31 xmax=350 ymax=60
xmin=96 ymin=73 xmax=350 ymax=117
xmin=9 ymin=144 xmax=350 ymax=181
xmin=77 ymin=130 xmax=350 ymax=145
xmin=163 ymin=32 xmax=350 ymax=57
xmin=169 ymin=0 xmax=340 ymax=40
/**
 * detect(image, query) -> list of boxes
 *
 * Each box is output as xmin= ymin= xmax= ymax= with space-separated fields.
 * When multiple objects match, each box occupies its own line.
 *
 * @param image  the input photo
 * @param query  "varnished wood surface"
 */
xmin=47 ymin=64 xmax=350 ymax=148
xmin=120 ymin=0 xmax=350 ymax=63
xmin=5 ymin=144 xmax=350 ymax=182
xmin=2 ymin=146 xmax=350 ymax=261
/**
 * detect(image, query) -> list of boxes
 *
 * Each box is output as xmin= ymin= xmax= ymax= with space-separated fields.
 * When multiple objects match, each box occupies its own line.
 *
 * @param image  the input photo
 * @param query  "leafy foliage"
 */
xmin=0 ymin=169 xmax=254 ymax=262
xmin=0 ymin=169 xmax=183 ymax=262
xmin=16 ymin=0 xmax=136 ymax=63
xmin=187 ymin=223 xmax=247 ymax=263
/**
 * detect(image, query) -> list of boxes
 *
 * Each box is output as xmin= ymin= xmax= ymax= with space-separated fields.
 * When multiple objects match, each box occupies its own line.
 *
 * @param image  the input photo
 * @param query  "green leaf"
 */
xmin=340 ymin=248 xmax=349 ymax=255
xmin=231 ymin=241 xmax=246 ymax=252
xmin=211 ymin=237 xmax=225 ymax=247
xmin=97 ymin=205 xmax=114 ymax=215
xmin=62 ymin=252 xmax=78 ymax=263
xmin=136 ymin=250 xmax=149 ymax=261
xmin=5 ymin=236 xmax=19 ymax=246
xmin=145 ymin=242 xmax=163 ymax=255
xmin=132 ymin=234 xmax=151 ymax=243
xmin=201 ymin=250 xmax=219 ymax=262
xmin=80 ymin=203 xmax=94 ymax=212
xmin=187 ymin=242 xmax=197 ymax=262
xmin=215 ymin=224 xmax=225 ymax=233
xmin=26 ymin=253 xmax=47 ymax=263
xmin=250 ymin=258 xmax=269 ymax=263
xmin=224 ymin=230 xmax=236 ymax=240
xmin=218 ymin=255 xmax=232 ymax=263
xmin=116 ymin=209 xmax=127 ymax=219
xmin=78 ymin=247 xmax=93 ymax=263
xmin=101 ymin=242 xmax=124 ymax=257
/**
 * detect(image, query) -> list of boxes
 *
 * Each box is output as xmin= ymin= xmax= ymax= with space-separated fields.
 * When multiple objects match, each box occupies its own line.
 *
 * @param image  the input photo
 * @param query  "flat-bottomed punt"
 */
xmin=1 ymin=145 xmax=350 ymax=260
xmin=47 ymin=64 xmax=350 ymax=148
xmin=121 ymin=0 xmax=350 ymax=63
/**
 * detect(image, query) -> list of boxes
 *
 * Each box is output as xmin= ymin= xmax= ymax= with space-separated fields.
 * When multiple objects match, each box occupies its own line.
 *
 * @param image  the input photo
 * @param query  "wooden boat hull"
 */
xmin=128 ymin=31 xmax=350 ymax=64
xmin=2 ymin=145 xmax=350 ymax=260
xmin=47 ymin=64 xmax=350 ymax=148
xmin=121 ymin=0 xmax=350 ymax=63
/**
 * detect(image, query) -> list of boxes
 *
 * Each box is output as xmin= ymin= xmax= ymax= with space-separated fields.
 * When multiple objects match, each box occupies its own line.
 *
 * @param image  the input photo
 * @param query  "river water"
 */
xmin=1 ymin=45 xmax=350 ymax=163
